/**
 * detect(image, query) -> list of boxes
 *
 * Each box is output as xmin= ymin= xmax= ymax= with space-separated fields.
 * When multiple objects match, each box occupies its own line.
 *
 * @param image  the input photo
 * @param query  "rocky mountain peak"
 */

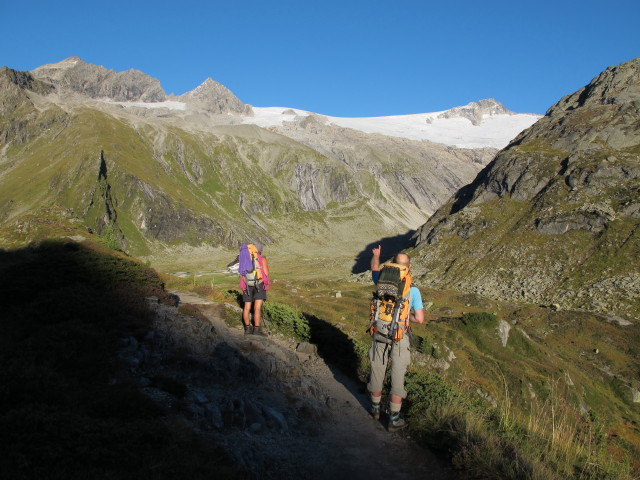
xmin=33 ymin=56 xmax=86 ymax=72
xmin=178 ymin=77 xmax=251 ymax=115
xmin=437 ymin=98 xmax=513 ymax=125
xmin=31 ymin=56 xmax=166 ymax=103
xmin=198 ymin=77 xmax=220 ymax=89
xmin=547 ymin=58 xmax=640 ymax=115
xmin=508 ymin=58 xmax=640 ymax=156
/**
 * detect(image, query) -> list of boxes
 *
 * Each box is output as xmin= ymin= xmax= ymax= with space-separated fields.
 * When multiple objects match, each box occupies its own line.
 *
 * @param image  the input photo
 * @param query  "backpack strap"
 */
xmin=257 ymin=255 xmax=270 ymax=289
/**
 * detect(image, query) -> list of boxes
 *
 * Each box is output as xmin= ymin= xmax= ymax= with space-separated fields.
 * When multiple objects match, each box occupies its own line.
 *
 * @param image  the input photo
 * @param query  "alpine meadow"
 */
xmin=1 ymin=57 xmax=638 ymax=479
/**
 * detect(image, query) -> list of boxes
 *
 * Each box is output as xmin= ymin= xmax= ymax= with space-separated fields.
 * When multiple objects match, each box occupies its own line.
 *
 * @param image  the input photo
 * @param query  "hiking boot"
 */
xmin=244 ymin=325 xmax=253 ymax=335
xmin=388 ymin=412 xmax=407 ymax=432
xmin=370 ymin=403 xmax=381 ymax=421
xmin=253 ymin=325 xmax=267 ymax=336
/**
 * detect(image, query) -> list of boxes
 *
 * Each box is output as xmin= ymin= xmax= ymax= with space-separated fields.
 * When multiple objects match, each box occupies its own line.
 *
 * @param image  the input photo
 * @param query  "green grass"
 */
xmin=262 ymin=301 xmax=311 ymax=341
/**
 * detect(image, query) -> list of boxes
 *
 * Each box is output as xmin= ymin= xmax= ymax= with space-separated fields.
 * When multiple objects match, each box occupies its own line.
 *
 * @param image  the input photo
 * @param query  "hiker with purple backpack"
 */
xmin=238 ymin=243 xmax=271 ymax=336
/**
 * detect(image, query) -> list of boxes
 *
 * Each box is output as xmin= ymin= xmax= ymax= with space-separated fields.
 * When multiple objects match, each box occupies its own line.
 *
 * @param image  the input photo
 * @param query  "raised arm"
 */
xmin=371 ymin=245 xmax=381 ymax=272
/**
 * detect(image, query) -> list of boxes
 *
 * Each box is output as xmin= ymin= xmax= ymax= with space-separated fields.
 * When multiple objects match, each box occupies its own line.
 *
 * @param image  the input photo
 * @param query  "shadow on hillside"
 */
xmin=224 ymin=288 xmax=370 ymax=408
xmin=351 ymin=230 xmax=416 ymax=274
xmin=449 ymin=168 xmax=490 ymax=214
xmin=0 ymin=239 xmax=242 ymax=479
xmin=305 ymin=312 xmax=370 ymax=409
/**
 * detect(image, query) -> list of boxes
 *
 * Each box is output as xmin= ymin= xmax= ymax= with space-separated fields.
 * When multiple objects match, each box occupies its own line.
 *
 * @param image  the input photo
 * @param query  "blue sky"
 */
xmin=3 ymin=0 xmax=639 ymax=117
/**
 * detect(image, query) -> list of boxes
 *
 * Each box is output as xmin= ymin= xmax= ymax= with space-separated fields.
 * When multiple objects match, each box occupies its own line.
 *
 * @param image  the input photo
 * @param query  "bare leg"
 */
xmin=253 ymin=299 xmax=263 ymax=326
xmin=242 ymin=302 xmax=252 ymax=326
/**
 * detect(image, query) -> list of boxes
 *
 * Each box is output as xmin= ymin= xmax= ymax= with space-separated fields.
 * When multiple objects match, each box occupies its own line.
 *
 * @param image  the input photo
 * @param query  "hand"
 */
xmin=372 ymin=244 xmax=381 ymax=258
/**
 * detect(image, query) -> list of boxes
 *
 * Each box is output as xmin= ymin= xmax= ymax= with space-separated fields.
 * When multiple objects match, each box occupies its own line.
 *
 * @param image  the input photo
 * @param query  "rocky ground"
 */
xmin=116 ymin=289 xmax=452 ymax=479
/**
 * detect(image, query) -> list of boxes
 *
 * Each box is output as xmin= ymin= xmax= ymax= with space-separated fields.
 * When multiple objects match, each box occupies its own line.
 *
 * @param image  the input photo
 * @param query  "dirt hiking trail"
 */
xmin=165 ymin=290 xmax=452 ymax=479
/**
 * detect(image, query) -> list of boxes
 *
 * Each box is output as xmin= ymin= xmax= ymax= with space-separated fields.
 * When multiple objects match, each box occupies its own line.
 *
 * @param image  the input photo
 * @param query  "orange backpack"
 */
xmin=369 ymin=262 xmax=412 ymax=343
xmin=242 ymin=244 xmax=263 ymax=287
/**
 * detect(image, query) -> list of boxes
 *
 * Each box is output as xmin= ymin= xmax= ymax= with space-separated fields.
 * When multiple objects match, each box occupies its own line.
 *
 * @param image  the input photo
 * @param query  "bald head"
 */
xmin=394 ymin=253 xmax=410 ymax=267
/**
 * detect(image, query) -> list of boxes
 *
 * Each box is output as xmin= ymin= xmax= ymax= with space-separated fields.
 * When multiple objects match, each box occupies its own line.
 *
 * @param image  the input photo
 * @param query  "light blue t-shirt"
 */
xmin=409 ymin=285 xmax=423 ymax=311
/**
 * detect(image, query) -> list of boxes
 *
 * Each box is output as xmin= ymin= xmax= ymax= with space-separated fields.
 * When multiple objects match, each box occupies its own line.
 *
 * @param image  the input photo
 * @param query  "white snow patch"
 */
xmin=105 ymin=100 xmax=187 ymax=111
xmin=242 ymin=106 xmax=541 ymax=149
xmin=100 ymin=99 xmax=541 ymax=150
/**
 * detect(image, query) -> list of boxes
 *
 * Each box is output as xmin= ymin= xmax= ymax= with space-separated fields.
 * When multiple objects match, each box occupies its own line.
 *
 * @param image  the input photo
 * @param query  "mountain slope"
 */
xmin=411 ymin=58 xmax=640 ymax=319
xmin=0 ymin=58 xmax=534 ymax=258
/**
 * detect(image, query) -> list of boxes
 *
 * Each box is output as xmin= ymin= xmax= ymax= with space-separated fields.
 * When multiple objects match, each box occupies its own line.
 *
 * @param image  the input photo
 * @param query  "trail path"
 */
xmin=169 ymin=290 xmax=452 ymax=480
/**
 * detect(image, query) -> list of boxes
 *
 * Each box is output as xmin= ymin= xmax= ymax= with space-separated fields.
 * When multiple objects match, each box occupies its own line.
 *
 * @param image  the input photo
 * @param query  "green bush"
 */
xmin=263 ymin=301 xmax=310 ymax=341
xmin=99 ymin=224 xmax=121 ymax=251
xmin=405 ymin=370 xmax=470 ymax=413
xmin=449 ymin=312 xmax=499 ymax=349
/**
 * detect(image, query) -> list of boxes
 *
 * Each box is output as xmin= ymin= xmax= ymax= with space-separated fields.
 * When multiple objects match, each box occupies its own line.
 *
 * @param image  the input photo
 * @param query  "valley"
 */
xmin=1 ymin=55 xmax=639 ymax=478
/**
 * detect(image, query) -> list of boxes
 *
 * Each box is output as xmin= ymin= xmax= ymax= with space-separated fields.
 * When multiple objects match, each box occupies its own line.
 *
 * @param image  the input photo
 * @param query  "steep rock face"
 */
xmin=291 ymin=162 xmax=350 ymax=210
xmin=412 ymin=58 xmax=640 ymax=318
xmin=267 ymin=113 xmax=496 ymax=227
xmin=0 ymin=67 xmax=55 ymax=98
xmin=31 ymin=57 xmax=166 ymax=102
xmin=178 ymin=78 xmax=251 ymax=115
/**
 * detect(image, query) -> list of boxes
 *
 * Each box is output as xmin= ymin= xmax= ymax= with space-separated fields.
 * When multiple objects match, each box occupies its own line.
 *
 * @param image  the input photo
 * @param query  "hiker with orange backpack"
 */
xmin=367 ymin=245 xmax=424 ymax=431
xmin=238 ymin=243 xmax=271 ymax=336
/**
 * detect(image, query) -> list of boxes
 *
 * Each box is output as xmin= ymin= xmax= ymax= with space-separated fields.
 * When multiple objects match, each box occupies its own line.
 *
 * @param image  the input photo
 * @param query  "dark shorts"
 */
xmin=242 ymin=283 xmax=267 ymax=302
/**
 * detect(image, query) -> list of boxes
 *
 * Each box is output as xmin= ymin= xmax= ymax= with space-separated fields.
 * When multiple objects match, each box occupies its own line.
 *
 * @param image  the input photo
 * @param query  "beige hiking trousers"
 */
xmin=366 ymin=334 xmax=410 ymax=398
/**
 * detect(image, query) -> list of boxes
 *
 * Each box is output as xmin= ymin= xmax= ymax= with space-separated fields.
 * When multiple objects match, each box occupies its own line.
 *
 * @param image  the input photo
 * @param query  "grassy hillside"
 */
xmin=0 ymin=100 xmax=415 ymax=258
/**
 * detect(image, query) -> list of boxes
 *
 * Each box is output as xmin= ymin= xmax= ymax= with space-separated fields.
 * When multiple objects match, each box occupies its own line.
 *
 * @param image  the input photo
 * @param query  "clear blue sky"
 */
xmin=3 ymin=0 xmax=639 ymax=117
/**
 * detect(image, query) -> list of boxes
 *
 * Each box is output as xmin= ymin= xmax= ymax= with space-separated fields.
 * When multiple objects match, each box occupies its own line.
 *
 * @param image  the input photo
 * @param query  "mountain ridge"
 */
xmin=32 ymin=56 xmax=166 ymax=102
xmin=410 ymin=57 xmax=640 ymax=319
xmin=29 ymin=57 xmax=541 ymax=149
xmin=1 ymin=57 xmax=522 ymax=258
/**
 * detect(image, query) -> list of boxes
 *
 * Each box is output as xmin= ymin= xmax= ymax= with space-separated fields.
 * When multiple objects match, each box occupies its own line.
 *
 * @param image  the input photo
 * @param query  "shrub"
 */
xmin=263 ymin=301 xmax=310 ymax=341
xmin=99 ymin=224 xmax=121 ymax=251
xmin=450 ymin=312 xmax=499 ymax=349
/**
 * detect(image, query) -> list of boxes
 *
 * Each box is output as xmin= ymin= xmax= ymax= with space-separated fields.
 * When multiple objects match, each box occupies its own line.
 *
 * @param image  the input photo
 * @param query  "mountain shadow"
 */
xmin=0 ymin=240 xmax=244 ymax=479
xmin=306 ymin=313 xmax=362 ymax=378
xmin=351 ymin=230 xmax=416 ymax=274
